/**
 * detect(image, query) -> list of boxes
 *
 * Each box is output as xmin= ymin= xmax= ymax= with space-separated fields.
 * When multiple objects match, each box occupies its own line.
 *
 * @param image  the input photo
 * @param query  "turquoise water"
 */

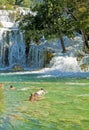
xmin=0 ymin=73 xmax=89 ymax=130
xmin=0 ymin=73 xmax=60 ymax=130
xmin=0 ymin=73 xmax=66 ymax=82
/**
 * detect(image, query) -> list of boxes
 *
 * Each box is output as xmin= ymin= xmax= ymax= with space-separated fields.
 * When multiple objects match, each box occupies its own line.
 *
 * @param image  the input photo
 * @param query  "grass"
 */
xmin=0 ymin=78 xmax=89 ymax=130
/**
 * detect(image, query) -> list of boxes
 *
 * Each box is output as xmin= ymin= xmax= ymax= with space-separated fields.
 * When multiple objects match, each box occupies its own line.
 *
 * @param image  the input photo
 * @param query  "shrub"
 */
xmin=0 ymin=22 xmax=3 ymax=27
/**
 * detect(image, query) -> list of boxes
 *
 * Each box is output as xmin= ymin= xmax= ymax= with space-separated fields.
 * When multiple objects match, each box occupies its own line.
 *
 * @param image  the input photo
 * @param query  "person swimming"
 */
xmin=9 ymin=85 xmax=15 ymax=90
xmin=29 ymin=88 xmax=46 ymax=101
xmin=29 ymin=93 xmax=37 ymax=101
xmin=34 ymin=88 xmax=46 ymax=96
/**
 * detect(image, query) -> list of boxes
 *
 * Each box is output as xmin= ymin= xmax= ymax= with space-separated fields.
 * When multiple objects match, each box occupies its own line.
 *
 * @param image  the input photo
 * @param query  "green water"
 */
xmin=0 ymin=73 xmax=89 ymax=130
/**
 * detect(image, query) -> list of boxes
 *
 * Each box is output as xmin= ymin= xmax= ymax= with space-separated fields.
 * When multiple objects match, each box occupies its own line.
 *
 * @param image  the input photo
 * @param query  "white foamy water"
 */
xmin=49 ymin=56 xmax=81 ymax=72
xmin=0 ymin=9 xmax=89 ymax=78
xmin=65 ymin=82 xmax=89 ymax=85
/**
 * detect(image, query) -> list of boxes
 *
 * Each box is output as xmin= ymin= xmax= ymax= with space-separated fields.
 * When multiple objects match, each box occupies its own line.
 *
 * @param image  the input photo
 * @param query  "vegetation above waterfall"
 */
xmin=18 ymin=0 xmax=89 ymax=53
xmin=0 ymin=0 xmax=89 ymax=71
xmin=1 ymin=0 xmax=89 ymax=53
xmin=0 ymin=0 xmax=42 ymax=9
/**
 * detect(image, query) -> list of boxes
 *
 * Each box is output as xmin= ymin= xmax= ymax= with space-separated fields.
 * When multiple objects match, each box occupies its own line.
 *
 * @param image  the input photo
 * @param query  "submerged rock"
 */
xmin=9 ymin=64 xmax=24 ymax=71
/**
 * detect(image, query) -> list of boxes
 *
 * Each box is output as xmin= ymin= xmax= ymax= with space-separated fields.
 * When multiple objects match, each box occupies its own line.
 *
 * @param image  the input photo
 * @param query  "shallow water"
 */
xmin=0 ymin=73 xmax=59 ymax=130
xmin=0 ymin=73 xmax=89 ymax=130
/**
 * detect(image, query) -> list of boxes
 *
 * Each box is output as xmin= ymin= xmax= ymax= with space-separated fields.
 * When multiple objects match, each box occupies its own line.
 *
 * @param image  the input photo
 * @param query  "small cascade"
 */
xmin=49 ymin=56 xmax=81 ymax=72
xmin=8 ymin=30 xmax=26 ymax=67
xmin=27 ymin=41 xmax=47 ymax=68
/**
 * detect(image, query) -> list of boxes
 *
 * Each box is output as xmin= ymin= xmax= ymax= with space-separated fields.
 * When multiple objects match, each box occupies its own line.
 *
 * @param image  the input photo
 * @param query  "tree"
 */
xmin=15 ymin=0 xmax=43 ymax=7
xmin=0 ymin=0 xmax=15 ymax=5
xmin=19 ymin=0 xmax=89 ymax=53
xmin=19 ymin=0 xmax=75 ymax=52
xmin=64 ymin=0 xmax=89 ymax=53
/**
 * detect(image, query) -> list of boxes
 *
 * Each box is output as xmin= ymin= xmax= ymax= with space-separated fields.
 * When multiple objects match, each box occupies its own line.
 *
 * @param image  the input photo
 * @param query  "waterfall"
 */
xmin=27 ymin=41 xmax=46 ymax=69
xmin=0 ymin=9 xmax=89 ymax=73
xmin=49 ymin=56 xmax=81 ymax=72
xmin=0 ymin=9 xmax=48 ymax=70
xmin=0 ymin=10 xmax=26 ymax=69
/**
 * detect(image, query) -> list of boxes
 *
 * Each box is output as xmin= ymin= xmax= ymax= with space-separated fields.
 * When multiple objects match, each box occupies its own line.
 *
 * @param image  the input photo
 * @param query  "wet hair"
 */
xmin=10 ymin=85 xmax=13 ymax=88
xmin=41 ymin=88 xmax=44 ymax=90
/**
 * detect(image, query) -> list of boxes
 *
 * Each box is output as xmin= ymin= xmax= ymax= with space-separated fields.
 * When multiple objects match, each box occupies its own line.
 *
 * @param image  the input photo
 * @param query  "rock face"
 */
xmin=79 ymin=56 xmax=89 ymax=71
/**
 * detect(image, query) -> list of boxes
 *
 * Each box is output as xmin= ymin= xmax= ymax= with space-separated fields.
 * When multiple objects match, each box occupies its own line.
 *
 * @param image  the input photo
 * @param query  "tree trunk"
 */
xmin=81 ymin=30 xmax=89 ymax=53
xmin=65 ymin=8 xmax=89 ymax=53
xmin=60 ymin=34 xmax=66 ymax=53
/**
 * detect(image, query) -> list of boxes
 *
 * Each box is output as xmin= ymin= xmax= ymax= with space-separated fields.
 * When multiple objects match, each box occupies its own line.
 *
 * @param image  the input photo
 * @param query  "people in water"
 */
xmin=29 ymin=93 xmax=37 ymax=101
xmin=9 ymin=85 xmax=15 ymax=90
xmin=29 ymin=88 xmax=46 ymax=101
xmin=34 ymin=88 xmax=46 ymax=96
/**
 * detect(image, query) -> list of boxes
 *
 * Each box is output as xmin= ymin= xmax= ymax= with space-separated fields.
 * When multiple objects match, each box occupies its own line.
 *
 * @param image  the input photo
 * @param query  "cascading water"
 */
xmin=0 ymin=9 xmax=49 ymax=70
xmin=0 ymin=9 xmax=89 ymax=73
xmin=27 ymin=41 xmax=47 ymax=69
xmin=49 ymin=56 xmax=81 ymax=72
xmin=30 ymin=36 xmax=89 ymax=77
xmin=0 ymin=10 xmax=26 ymax=69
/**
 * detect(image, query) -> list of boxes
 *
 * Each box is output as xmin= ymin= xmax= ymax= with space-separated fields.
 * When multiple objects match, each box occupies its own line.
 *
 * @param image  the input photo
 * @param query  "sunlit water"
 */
xmin=0 ymin=72 xmax=89 ymax=130
xmin=0 ymin=73 xmax=58 ymax=130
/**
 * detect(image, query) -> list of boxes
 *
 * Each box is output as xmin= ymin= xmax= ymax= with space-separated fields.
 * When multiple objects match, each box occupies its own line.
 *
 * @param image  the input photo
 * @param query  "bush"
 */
xmin=0 ymin=22 xmax=3 ymax=27
xmin=80 ymin=64 xmax=88 ymax=71
xmin=5 ymin=4 xmax=13 ymax=10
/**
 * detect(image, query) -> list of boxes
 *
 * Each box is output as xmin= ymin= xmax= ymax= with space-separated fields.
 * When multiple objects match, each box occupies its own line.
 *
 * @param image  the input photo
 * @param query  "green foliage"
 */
xmin=80 ymin=64 xmax=88 ymax=71
xmin=0 ymin=22 xmax=3 ymax=27
xmin=0 ymin=0 xmax=36 ymax=8
xmin=65 ymin=0 xmax=89 ymax=34
xmin=19 ymin=0 xmax=75 ymax=42
xmin=64 ymin=0 xmax=89 ymax=51
xmin=21 ymin=0 xmax=31 ymax=7
xmin=44 ymin=51 xmax=54 ymax=66
xmin=17 ymin=0 xmax=89 ymax=51
xmin=5 ymin=4 xmax=13 ymax=10
xmin=0 ymin=0 xmax=15 ymax=5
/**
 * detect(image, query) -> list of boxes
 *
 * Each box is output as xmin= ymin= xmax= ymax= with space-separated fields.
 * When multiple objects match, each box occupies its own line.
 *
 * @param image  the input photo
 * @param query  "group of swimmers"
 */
xmin=9 ymin=85 xmax=46 ymax=102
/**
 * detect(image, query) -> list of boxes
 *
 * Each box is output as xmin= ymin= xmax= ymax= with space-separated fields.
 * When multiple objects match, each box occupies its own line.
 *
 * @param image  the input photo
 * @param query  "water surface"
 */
xmin=0 ymin=73 xmax=89 ymax=130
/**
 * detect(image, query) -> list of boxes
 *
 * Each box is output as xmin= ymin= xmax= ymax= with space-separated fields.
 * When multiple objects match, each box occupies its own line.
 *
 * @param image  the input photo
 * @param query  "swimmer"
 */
xmin=29 ymin=93 xmax=44 ymax=101
xmin=9 ymin=85 xmax=15 ymax=90
xmin=29 ymin=93 xmax=37 ymax=101
xmin=34 ymin=88 xmax=46 ymax=96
